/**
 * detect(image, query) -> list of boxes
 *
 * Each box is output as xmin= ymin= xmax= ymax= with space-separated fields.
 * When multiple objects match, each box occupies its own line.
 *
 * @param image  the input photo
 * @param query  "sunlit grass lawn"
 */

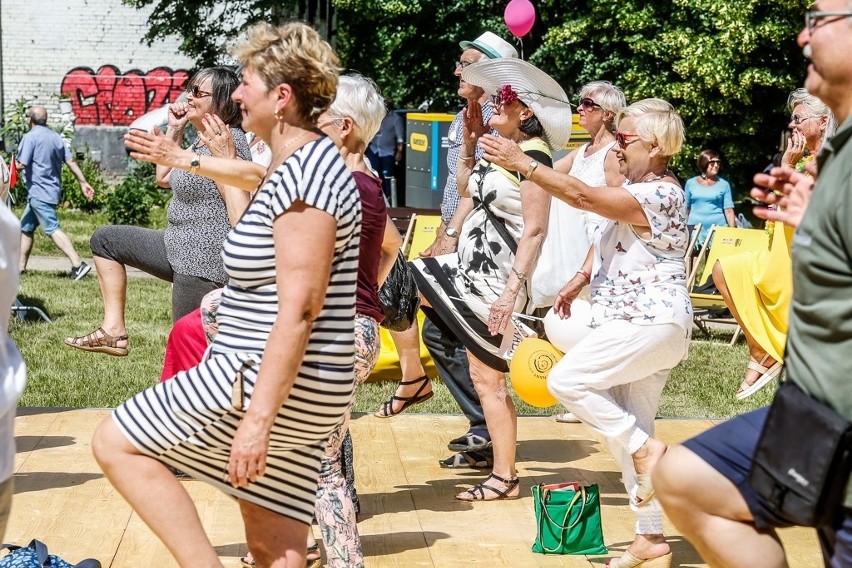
xmin=12 ymin=268 xmax=774 ymax=417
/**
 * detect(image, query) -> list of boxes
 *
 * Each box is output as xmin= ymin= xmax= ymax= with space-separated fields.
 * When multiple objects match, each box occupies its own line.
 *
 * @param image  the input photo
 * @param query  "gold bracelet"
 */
xmin=459 ymin=154 xmax=475 ymax=161
xmin=511 ymin=267 xmax=527 ymax=282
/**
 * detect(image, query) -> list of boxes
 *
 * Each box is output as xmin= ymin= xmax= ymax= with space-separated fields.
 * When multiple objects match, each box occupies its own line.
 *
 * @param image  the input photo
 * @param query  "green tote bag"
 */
xmin=531 ymin=482 xmax=608 ymax=555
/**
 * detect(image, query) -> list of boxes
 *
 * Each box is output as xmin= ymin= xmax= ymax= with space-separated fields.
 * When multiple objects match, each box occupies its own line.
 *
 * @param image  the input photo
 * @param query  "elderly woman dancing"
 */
xmin=412 ymin=58 xmax=572 ymax=501
xmin=481 ymin=99 xmax=689 ymax=567
xmin=65 ymin=66 xmax=251 ymax=356
xmin=92 ymin=22 xmax=359 ymax=568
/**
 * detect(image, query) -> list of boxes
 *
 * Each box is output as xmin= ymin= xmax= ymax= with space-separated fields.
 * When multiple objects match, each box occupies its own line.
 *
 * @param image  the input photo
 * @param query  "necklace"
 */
xmin=641 ymin=171 xmax=666 ymax=183
xmin=263 ymin=130 xmax=313 ymax=183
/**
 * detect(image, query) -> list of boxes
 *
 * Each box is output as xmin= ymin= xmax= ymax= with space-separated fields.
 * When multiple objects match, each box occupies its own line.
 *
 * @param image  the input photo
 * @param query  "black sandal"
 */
xmin=374 ymin=375 xmax=434 ymax=418
xmin=447 ymin=432 xmax=493 ymax=452
xmin=456 ymin=472 xmax=520 ymax=501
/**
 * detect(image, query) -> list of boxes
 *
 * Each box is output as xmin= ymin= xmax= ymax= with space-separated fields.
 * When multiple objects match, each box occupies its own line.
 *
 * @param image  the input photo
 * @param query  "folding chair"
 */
xmin=689 ymin=225 xmax=768 ymax=345
xmin=684 ymin=223 xmax=702 ymax=281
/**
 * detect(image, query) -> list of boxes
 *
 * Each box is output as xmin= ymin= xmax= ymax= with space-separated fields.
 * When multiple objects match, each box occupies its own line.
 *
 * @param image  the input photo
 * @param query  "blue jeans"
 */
xmin=421 ymin=312 xmax=488 ymax=439
xmin=20 ymin=197 xmax=60 ymax=236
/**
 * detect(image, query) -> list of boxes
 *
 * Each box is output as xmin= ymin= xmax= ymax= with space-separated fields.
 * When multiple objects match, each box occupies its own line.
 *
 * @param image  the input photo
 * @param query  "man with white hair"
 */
xmin=654 ymin=2 xmax=852 ymax=566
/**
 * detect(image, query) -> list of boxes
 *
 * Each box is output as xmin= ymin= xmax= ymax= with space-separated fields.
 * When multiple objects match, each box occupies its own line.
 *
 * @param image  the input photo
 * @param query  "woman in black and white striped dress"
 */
xmin=92 ymin=22 xmax=359 ymax=568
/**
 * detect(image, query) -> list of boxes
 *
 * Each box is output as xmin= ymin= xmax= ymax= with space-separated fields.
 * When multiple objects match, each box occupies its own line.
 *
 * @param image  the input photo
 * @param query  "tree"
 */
xmin=531 ymin=0 xmax=811 ymax=192
xmin=125 ymin=0 xmax=812 ymax=192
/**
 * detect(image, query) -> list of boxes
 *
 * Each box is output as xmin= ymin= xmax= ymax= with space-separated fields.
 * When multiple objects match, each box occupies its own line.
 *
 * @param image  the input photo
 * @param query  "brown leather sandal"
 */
xmin=374 ymin=375 xmax=433 ymax=418
xmin=456 ymin=472 xmax=520 ymax=501
xmin=64 ymin=327 xmax=129 ymax=356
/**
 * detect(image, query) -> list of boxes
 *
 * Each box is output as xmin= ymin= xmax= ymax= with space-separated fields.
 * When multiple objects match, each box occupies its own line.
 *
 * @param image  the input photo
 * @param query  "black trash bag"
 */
xmin=378 ymin=252 xmax=420 ymax=332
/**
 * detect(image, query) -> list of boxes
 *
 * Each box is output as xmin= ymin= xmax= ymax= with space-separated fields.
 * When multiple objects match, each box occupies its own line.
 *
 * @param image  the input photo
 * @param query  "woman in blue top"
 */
xmin=685 ymin=149 xmax=735 ymax=247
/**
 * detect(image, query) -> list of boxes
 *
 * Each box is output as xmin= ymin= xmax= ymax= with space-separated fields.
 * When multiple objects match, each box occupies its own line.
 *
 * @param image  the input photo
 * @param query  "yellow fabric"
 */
xmin=718 ymin=222 xmax=794 ymax=363
xmin=369 ymin=214 xmax=441 ymax=381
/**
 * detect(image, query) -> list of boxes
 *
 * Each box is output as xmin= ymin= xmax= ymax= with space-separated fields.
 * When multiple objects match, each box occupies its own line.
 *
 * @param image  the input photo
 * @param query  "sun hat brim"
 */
xmin=461 ymin=59 xmax=572 ymax=150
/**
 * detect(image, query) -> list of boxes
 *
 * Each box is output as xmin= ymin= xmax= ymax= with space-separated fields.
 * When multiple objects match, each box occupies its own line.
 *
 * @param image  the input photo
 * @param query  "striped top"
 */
xmin=213 ymin=136 xmax=362 ymax=362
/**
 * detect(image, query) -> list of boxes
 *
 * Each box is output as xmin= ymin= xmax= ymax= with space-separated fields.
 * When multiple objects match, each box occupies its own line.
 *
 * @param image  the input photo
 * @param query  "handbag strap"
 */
xmin=537 ymin=485 xmax=587 ymax=554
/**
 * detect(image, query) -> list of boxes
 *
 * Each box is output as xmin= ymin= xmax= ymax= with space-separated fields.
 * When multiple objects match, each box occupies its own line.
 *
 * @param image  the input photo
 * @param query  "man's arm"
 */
xmin=65 ymin=159 xmax=94 ymax=200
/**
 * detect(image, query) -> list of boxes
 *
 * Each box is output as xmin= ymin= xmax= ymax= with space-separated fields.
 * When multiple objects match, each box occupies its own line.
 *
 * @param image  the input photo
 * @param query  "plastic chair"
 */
xmin=689 ymin=225 xmax=769 ymax=345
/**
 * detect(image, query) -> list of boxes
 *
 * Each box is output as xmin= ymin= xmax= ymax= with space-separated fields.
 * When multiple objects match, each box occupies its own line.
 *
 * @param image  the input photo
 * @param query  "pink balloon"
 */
xmin=504 ymin=0 xmax=536 ymax=38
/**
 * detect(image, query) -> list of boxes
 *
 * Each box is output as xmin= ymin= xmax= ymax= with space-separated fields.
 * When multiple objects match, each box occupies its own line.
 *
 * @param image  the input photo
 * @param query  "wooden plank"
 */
xmin=4 ymin=410 xmax=822 ymax=567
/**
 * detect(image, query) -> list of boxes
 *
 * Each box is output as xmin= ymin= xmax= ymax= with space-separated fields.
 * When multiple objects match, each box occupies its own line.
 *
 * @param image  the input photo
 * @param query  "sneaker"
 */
xmin=438 ymin=450 xmax=494 ymax=469
xmin=71 ymin=261 xmax=91 ymax=281
xmin=554 ymin=412 xmax=581 ymax=423
xmin=447 ymin=431 xmax=492 ymax=453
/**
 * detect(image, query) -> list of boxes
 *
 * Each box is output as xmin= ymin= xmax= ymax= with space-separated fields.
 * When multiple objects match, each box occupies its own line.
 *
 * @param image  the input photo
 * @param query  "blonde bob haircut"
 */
xmin=232 ymin=22 xmax=340 ymax=123
xmin=616 ymin=98 xmax=684 ymax=158
xmin=327 ymin=74 xmax=386 ymax=145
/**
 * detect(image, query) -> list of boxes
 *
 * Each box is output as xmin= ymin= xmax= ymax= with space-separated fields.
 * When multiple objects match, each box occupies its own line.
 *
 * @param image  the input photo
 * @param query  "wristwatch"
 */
xmin=525 ymin=160 xmax=539 ymax=179
xmin=445 ymin=226 xmax=460 ymax=239
xmin=190 ymin=153 xmax=201 ymax=174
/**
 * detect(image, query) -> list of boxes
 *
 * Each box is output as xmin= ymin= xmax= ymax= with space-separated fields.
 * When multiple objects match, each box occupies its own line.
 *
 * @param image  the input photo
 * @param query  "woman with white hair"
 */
xmin=711 ymin=87 xmax=836 ymax=400
xmin=482 ymin=98 xmax=689 ymax=568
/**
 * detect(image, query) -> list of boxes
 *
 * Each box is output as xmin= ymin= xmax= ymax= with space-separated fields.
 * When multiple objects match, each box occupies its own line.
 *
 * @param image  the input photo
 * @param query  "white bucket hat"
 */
xmin=459 ymin=31 xmax=518 ymax=60
xmin=462 ymin=58 xmax=572 ymax=150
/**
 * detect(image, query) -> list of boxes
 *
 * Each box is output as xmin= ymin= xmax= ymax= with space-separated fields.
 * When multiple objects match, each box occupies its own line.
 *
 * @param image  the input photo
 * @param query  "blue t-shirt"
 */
xmin=16 ymin=125 xmax=71 ymax=205
xmin=685 ymin=176 xmax=734 ymax=244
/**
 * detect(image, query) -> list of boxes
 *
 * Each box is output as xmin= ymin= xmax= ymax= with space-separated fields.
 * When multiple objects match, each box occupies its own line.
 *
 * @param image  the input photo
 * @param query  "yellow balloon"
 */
xmin=509 ymin=338 xmax=563 ymax=407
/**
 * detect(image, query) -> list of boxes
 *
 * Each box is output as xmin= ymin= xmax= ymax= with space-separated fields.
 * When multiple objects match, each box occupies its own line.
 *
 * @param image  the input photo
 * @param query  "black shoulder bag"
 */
xmin=748 ymin=380 xmax=852 ymax=527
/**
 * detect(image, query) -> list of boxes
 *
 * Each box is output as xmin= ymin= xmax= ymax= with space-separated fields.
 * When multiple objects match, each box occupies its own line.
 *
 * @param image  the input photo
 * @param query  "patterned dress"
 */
xmin=114 ymin=137 xmax=361 ymax=524
xmin=412 ymin=139 xmax=552 ymax=371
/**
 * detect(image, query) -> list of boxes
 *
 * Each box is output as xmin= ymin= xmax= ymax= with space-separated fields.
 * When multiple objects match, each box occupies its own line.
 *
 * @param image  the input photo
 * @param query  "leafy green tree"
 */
xmin=124 ymin=0 xmax=812 ymax=193
xmin=532 ymin=0 xmax=811 ymax=192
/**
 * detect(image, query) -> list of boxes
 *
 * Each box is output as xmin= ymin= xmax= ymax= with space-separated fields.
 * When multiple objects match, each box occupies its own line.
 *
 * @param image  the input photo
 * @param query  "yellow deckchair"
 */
xmin=689 ymin=225 xmax=769 ymax=345
xmin=369 ymin=214 xmax=442 ymax=380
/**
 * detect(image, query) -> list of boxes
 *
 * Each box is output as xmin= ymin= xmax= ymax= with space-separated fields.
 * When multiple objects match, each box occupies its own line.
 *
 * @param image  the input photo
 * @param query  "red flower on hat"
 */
xmin=499 ymin=84 xmax=519 ymax=106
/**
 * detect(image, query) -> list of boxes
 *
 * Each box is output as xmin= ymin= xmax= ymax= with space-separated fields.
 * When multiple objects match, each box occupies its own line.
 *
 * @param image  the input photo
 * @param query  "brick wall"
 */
xmin=1 ymin=0 xmax=197 ymax=169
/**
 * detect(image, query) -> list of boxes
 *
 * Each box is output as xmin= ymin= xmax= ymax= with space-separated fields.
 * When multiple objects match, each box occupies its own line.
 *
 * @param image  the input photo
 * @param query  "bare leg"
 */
xmin=654 ymin=445 xmax=788 ymax=568
xmin=456 ymin=353 xmax=518 ymax=500
xmin=240 ymin=500 xmax=309 ymax=568
xmin=66 ymin=255 xmax=129 ymax=349
xmin=92 ymin=417 xmax=223 ymax=568
xmin=379 ymin=323 xmax=432 ymax=415
xmin=19 ymin=232 xmax=33 ymax=272
xmin=48 ymin=229 xmax=82 ymax=267
xmin=712 ymin=261 xmax=777 ymax=386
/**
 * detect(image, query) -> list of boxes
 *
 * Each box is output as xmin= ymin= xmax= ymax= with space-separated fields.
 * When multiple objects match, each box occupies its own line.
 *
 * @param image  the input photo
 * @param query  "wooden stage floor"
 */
xmin=8 ymin=409 xmax=821 ymax=567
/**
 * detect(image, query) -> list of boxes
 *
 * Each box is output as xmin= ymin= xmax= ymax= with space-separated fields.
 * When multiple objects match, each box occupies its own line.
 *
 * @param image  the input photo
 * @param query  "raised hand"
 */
xmin=750 ymin=165 xmax=816 ymax=228
xmin=167 ymin=100 xmax=190 ymax=131
xmin=198 ymin=113 xmax=236 ymax=159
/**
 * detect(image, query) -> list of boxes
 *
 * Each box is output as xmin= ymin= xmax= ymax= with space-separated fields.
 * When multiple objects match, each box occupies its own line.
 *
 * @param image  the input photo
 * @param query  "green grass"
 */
xmin=11 ymin=269 xmax=774 ymax=418
xmin=14 ymin=206 xmax=167 ymax=258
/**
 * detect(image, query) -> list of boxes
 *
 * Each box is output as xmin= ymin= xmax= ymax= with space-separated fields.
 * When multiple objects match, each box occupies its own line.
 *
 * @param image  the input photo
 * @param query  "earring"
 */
xmin=274 ymin=109 xmax=284 ymax=121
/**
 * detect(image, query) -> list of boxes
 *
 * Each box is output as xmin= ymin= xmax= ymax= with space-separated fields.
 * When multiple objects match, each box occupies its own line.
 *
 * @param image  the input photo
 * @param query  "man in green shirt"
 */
xmin=651 ymin=2 xmax=852 ymax=566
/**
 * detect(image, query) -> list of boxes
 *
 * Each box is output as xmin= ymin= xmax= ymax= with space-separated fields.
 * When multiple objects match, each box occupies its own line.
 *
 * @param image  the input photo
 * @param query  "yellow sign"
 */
xmin=410 ymin=132 xmax=428 ymax=152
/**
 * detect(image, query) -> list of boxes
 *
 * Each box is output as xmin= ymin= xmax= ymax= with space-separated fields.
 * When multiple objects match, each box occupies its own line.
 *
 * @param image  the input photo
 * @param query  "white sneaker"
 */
xmin=554 ymin=412 xmax=581 ymax=423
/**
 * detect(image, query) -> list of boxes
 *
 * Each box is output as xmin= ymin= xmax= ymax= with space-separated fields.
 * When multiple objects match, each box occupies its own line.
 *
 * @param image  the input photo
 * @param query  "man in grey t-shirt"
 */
xmin=16 ymin=105 xmax=94 ymax=280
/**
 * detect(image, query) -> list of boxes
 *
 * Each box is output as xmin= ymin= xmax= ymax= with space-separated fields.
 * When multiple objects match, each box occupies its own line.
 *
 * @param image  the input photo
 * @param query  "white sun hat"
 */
xmin=459 ymin=31 xmax=518 ymax=60
xmin=461 ymin=58 xmax=572 ymax=150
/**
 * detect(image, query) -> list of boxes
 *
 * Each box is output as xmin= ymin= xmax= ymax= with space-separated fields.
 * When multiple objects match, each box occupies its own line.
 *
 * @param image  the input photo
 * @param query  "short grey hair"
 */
xmin=788 ymin=87 xmax=837 ymax=145
xmin=579 ymin=81 xmax=626 ymax=118
xmin=327 ymin=74 xmax=386 ymax=144
xmin=616 ymin=98 xmax=685 ymax=158
xmin=28 ymin=105 xmax=48 ymax=126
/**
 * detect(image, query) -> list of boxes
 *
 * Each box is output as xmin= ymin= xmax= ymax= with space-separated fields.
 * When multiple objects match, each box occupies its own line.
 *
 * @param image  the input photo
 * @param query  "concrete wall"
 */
xmin=1 ymin=0 xmax=196 ymax=170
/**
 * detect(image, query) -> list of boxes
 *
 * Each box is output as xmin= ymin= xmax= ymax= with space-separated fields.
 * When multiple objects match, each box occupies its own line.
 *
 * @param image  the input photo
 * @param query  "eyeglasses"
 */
xmin=708 ymin=159 xmax=721 ymax=165
xmin=790 ymin=114 xmax=816 ymax=126
xmin=805 ymin=10 xmax=852 ymax=32
xmin=578 ymin=97 xmax=602 ymax=111
xmin=614 ymin=131 xmax=641 ymax=148
xmin=187 ymin=85 xmax=213 ymax=98
xmin=454 ymin=60 xmax=475 ymax=71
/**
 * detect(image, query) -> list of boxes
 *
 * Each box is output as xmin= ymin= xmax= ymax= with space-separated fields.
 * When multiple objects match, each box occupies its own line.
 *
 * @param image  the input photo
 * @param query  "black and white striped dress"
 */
xmin=113 ymin=137 xmax=361 ymax=524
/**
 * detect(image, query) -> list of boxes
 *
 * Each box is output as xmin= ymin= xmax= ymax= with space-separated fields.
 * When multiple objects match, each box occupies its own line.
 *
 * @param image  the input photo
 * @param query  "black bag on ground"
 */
xmin=748 ymin=380 xmax=852 ymax=527
xmin=378 ymin=252 xmax=420 ymax=332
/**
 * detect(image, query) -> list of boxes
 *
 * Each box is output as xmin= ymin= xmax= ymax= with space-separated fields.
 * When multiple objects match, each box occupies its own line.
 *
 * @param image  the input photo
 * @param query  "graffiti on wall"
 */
xmin=60 ymin=65 xmax=190 ymax=126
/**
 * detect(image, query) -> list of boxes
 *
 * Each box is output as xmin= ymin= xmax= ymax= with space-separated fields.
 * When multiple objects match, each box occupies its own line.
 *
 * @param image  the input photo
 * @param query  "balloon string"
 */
xmin=516 ymin=37 xmax=525 ymax=60
xmin=446 ymin=295 xmax=545 ymax=321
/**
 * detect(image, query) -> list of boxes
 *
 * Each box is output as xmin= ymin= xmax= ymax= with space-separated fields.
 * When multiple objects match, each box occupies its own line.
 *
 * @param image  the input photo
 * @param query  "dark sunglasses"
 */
xmin=187 ymin=85 xmax=213 ymax=98
xmin=578 ymin=97 xmax=602 ymax=111
xmin=708 ymin=159 xmax=721 ymax=165
xmin=614 ymin=131 xmax=640 ymax=148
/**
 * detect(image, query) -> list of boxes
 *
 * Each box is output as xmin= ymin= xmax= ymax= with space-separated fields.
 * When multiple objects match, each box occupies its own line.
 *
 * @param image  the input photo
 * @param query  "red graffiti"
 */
xmin=60 ymin=65 xmax=190 ymax=126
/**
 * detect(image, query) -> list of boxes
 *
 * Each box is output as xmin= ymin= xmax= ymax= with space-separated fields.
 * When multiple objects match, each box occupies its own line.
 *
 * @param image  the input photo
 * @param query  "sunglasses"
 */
xmin=187 ymin=85 xmax=213 ymax=98
xmin=790 ymin=114 xmax=816 ymax=126
xmin=614 ymin=131 xmax=641 ymax=148
xmin=578 ymin=97 xmax=602 ymax=111
xmin=708 ymin=159 xmax=721 ymax=165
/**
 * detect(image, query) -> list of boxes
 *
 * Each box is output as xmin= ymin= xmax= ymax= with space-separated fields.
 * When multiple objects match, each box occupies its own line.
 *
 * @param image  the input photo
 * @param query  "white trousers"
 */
xmin=547 ymin=319 xmax=688 ymax=535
